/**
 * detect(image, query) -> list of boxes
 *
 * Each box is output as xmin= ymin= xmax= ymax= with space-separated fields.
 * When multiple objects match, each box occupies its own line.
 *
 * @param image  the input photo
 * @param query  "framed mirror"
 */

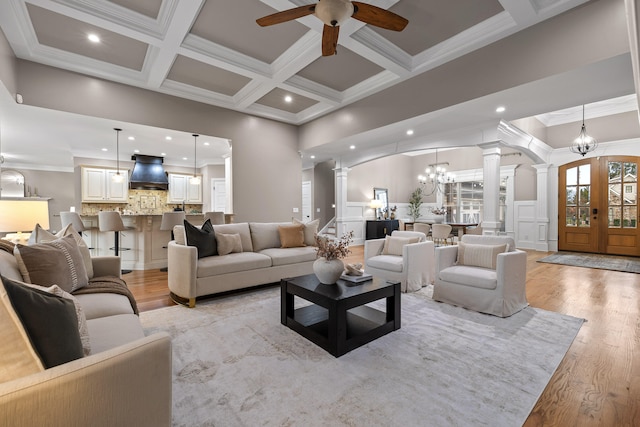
xmin=0 ymin=170 xmax=25 ymax=198
xmin=373 ymin=187 xmax=388 ymax=220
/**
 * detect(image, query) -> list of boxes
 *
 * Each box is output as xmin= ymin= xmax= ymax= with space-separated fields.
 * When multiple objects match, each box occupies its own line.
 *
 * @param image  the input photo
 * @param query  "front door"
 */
xmin=559 ymin=156 xmax=640 ymax=256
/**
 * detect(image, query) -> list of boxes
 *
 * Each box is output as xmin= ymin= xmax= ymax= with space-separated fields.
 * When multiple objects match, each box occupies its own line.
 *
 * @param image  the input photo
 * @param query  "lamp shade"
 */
xmin=0 ymin=200 xmax=50 ymax=232
xmin=370 ymin=199 xmax=384 ymax=209
xmin=98 ymin=211 xmax=126 ymax=232
xmin=160 ymin=211 xmax=186 ymax=230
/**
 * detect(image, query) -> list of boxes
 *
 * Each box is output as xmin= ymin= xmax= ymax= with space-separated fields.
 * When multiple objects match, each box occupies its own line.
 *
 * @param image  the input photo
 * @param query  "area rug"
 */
xmin=140 ymin=286 xmax=583 ymax=427
xmin=538 ymin=251 xmax=640 ymax=273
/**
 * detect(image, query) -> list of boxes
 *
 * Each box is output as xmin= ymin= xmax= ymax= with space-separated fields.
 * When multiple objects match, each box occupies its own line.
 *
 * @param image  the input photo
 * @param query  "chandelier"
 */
xmin=570 ymin=104 xmax=597 ymax=156
xmin=417 ymin=149 xmax=455 ymax=195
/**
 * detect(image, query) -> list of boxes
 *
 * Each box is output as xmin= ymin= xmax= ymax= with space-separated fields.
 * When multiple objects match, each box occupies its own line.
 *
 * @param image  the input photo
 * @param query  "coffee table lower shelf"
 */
xmin=281 ymin=275 xmax=401 ymax=357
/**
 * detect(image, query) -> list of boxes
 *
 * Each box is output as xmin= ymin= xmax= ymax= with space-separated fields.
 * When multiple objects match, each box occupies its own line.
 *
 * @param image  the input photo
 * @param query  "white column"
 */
xmin=334 ymin=167 xmax=349 ymax=236
xmin=481 ymin=144 xmax=502 ymax=235
xmin=533 ymin=163 xmax=551 ymax=251
xmin=501 ymin=165 xmax=518 ymax=239
xmin=224 ymin=152 xmax=233 ymax=214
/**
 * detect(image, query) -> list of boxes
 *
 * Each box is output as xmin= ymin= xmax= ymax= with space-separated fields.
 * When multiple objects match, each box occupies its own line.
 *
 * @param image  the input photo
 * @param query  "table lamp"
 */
xmin=0 ymin=200 xmax=50 ymax=244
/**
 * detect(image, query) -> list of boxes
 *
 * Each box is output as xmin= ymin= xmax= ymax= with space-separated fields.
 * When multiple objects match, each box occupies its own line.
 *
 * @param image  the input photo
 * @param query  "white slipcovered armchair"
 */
xmin=364 ymin=230 xmax=435 ymax=292
xmin=433 ymin=235 xmax=528 ymax=317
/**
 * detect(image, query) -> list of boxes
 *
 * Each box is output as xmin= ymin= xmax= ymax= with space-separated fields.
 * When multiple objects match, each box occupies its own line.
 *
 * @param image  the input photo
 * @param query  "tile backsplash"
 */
xmin=81 ymin=189 xmax=202 ymax=215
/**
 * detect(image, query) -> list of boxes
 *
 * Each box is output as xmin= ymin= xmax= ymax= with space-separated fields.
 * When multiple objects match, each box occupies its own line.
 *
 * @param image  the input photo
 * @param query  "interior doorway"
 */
xmin=211 ymin=178 xmax=226 ymax=213
xmin=559 ymin=156 xmax=639 ymax=256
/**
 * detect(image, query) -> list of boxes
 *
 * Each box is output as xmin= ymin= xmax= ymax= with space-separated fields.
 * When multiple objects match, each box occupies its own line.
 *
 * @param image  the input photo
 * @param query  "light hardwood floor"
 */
xmin=126 ymin=247 xmax=640 ymax=426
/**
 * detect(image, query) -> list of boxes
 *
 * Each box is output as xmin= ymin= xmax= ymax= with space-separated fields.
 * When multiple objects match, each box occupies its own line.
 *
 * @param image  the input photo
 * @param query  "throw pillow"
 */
xmin=28 ymin=223 xmax=94 ymax=279
xmin=278 ymin=224 xmax=306 ymax=248
xmin=382 ymin=235 xmax=419 ymax=256
xmin=0 ymin=275 xmax=45 ymax=383
xmin=14 ymin=234 xmax=89 ymax=293
xmin=293 ymin=218 xmax=319 ymax=246
xmin=1 ymin=275 xmax=84 ymax=368
xmin=24 ymin=282 xmax=91 ymax=356
xmin=456 ymin=242 xmax=508 ymax=270
xmin=184 ymin=219 xmax=217 ymax=258
xmin=216 ymin=233 xmax=243 ymax=256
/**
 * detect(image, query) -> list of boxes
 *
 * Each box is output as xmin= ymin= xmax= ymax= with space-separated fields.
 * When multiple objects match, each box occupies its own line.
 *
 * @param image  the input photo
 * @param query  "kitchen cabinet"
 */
xmin=81 ymin=167 xmax=128 ymax=202
xmin=168 ymin=173 xmax=202 ymax=204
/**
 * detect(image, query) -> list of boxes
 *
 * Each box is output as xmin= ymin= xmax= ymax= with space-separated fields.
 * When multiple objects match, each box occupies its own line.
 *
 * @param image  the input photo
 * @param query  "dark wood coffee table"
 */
xmin=280 ymin=274 xmax=401 ymax=357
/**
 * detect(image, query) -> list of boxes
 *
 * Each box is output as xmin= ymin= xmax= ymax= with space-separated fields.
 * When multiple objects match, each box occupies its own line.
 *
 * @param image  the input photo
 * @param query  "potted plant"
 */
xmin=408 ymin=187 xmax=424 ymax=221
xmin=313 ymin=231 xmax=354 ymax=284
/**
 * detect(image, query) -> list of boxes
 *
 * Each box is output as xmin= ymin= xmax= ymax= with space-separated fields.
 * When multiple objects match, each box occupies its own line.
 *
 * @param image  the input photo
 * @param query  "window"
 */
xmin=444 ymin=180 xmax=506 ymax=231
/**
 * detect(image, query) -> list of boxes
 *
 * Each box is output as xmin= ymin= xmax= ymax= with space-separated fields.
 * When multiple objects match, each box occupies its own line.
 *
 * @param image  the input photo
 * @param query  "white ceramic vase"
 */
xmin=313 ymin=257 xmax=344 ymax=284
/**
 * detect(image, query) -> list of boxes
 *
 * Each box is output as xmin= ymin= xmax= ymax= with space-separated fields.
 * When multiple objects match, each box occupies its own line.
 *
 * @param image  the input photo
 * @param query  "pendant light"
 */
xmin=112 ymin=128 xmax=124 ymax=183
xmin=570 ymin=105 xmax=597 ymax=157
xmin=190 ymin=134 xmax=201 ymax=185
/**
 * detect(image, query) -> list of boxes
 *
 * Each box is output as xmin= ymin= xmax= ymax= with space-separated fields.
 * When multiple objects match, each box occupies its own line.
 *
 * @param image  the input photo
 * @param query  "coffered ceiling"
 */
xmin=0 ymin=0 xmax=590 ymax=125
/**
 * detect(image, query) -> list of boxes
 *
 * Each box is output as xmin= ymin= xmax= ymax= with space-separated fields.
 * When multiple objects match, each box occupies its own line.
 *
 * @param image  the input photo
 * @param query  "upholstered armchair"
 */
xmin=433 ymin=235 xmax=528 ymax=317
xmin=364 ymin=230 xmax=435 ymax=293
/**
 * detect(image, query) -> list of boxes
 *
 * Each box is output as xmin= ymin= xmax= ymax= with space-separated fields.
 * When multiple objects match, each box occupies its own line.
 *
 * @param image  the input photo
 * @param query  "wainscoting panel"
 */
xmin=514 ymin=201 xmax=537 ymax=250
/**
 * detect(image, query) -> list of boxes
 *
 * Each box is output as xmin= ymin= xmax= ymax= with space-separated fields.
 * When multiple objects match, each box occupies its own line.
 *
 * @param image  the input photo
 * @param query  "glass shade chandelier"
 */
xmin=570 ymin=105 xmax=597 ymax=157
xmin=190 ymin=134 xmax=201 ymax=185
xmin=417 ymin=148 xmax=455 ymax=195
xmin=112 ymin=128 xmax=124 ymax=183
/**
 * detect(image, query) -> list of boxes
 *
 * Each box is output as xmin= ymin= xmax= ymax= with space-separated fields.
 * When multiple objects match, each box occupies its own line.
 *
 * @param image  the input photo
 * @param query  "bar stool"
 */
xmin=98 ymin=211 xmax=132 ymax=274
xmin=204 ymin=211 xmax=225 ymax=225
xmin=159 ymin=211 xmax=185 ymax=272
xmin=60 ymin=211 xmax=96 ymax=249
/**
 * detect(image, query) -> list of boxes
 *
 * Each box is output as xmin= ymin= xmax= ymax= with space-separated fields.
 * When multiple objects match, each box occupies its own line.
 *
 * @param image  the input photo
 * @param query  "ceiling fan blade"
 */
xmin=351 ymin=2 xmax=408 ymax=31
xmin=256 ymin=4 xmax=316 ymax=27
xmin=322 ymin=25 xmax=340 ymax=56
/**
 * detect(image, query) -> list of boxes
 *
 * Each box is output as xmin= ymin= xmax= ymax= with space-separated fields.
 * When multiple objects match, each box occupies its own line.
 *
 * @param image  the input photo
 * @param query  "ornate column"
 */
xmin=481 ymin=143 xmax=502 ymax=235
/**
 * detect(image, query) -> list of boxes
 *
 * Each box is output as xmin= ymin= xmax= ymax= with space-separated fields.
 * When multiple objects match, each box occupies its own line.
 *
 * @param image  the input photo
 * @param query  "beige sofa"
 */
xmin=168 ymin=222 xmax=317 ymax=307
xmin=0 ymin=247 xmax=172 ymax=427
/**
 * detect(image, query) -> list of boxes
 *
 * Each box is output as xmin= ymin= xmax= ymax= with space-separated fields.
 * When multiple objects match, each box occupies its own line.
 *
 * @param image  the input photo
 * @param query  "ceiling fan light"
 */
xmin=315 ymin=0 xmax=354 ymax=26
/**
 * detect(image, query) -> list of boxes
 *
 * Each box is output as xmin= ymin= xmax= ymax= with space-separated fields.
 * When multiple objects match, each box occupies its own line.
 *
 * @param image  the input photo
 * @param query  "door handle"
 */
xmin=592 ymin=208 xmax=598 ymax=214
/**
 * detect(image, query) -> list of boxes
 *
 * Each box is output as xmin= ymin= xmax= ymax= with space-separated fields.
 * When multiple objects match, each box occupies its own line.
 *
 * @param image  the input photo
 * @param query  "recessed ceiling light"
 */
xmin=128 ymin=136 xmax=135 ymax=141
xmin=165 ymin=136 xmax=172 ymax=141
xmin=204 ymin=142 xmax=210 ymax=146
xmin=134 ymin=149 xmax=140 ymax=153
xmin=406 ymin=129 xmax=414 ymax=136
xmin=350 ymin=145 xmax=356 ymax=150
xmin=284 ymin=95 xmax=293 ymax=103
xmin=310 ymin=155 xmax=316 ymax=159
xmin=101 ymin=148 xmax=108 ymax=152
xmin=496 ymin=106 xmax=506 ymax=113
xmin=87 ymin=34 xmax=100 ymax=43
xmin=182 ymin=157 xmax=188 ymax=160
xmin=161 ymin=152 xmax=167 ymax=156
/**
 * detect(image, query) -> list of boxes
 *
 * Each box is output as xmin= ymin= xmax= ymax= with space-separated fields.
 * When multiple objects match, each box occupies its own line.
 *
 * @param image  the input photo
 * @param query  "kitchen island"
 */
xmin=79 ymin=213 xmax=205 ymax=271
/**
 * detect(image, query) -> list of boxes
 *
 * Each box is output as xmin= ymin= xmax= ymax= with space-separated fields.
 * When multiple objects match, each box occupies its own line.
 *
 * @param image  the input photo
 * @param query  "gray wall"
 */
xmin=18 ymin=169 xmax=75 ymax=232
xmin=347 ymin=155 xmax=414 ymax=204
xmin=15 ymin=61 xmax=301 ymax=223
xmin=0 ymin=28 xmax=17 ymax=99
xmin=313 ymin=160 xmax=335 ymax=228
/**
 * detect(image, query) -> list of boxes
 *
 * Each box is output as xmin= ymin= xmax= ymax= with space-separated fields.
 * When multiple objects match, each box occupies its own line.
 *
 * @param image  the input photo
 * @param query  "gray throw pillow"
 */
xmin=1 ymin=275 xmax=84 ymax=368
xmin=184 ymin=219 xmax=217 ymax=258
xmin=14 ymin=234 xmax=89 ymax=293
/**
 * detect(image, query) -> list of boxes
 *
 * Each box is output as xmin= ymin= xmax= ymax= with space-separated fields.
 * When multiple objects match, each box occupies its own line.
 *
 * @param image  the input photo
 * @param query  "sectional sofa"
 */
xmin=168 ymin=221 xmax=318 ymax=307
xmin=0 ymin=239 xmax=172 ymax=427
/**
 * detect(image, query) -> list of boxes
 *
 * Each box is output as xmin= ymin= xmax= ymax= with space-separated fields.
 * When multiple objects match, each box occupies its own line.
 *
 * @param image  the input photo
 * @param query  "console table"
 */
xmin=365 ymin=219 xmax=399 ymax=240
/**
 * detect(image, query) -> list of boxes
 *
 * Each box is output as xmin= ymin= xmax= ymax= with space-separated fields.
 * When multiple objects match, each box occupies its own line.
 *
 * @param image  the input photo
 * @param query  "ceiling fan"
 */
xmin=256 ymin=0 xmax=409 ymax=56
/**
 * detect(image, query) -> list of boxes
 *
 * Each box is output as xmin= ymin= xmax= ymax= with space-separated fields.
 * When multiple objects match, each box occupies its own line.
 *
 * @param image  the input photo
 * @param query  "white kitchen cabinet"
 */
xmin=168 ymin=173 xmax=202 ymax=204
xmin=81 ymin=167 xmax=129 ymax=202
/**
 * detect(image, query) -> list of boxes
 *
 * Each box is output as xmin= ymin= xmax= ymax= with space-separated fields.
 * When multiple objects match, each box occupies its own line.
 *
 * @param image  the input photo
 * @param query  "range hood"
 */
xmin=129 ymin=154 xmax=169 ymax=190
